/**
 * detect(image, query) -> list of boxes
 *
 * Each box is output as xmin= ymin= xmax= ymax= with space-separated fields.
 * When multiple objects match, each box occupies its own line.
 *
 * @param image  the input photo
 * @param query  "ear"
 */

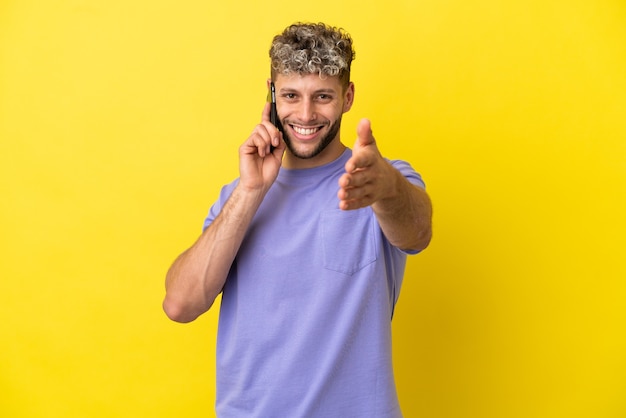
xmin=266 ymin=78 xmax=272 ymax=89
xmin=342 ymin=82 xmax=355 ymax=113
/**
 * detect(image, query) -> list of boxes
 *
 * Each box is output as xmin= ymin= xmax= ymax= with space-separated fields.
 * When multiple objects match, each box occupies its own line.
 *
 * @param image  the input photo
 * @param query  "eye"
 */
xmin=317 ymin=94 xmax=333 ymax=101
xmin=283 ymin=93 xmax=297 ymax=100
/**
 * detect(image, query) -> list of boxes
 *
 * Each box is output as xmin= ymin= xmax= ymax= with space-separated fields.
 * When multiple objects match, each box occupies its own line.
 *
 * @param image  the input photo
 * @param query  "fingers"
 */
xmin=338 ymin=164 xmax=373 ymax=211
xmin=338 ymin=169 xmax=371 ymax=205
xmin=345 ymin=153 xmax=370 ymax=174
xmin=251 ymin=128 xmax=272 ymax=158
xmin=339 ymin=119 xmax=385 ymax=210
xmin=337 ymin=177 xmax=374 ymax=210
xmin=244 ymin=103 xmax=282 ymax=157
xmin=248 ymin=126 xmax=281 ymax=158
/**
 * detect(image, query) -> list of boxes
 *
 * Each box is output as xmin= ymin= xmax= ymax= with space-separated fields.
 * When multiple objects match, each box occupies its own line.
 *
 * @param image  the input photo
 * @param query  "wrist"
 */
xmin=379 ymin=162 xmax=402 ymax=200
xmin=234 ymin=181 xmax=268 ymax=204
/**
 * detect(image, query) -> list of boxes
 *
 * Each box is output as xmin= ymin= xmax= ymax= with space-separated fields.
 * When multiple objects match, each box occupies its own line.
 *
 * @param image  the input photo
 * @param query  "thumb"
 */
xmin=356 ymin=118 xmax=375 ymax=147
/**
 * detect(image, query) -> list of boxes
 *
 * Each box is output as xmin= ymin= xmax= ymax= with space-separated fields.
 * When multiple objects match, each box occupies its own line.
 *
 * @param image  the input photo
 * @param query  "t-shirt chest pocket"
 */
xmin=320 ymin=209 xmax=378 ymax=275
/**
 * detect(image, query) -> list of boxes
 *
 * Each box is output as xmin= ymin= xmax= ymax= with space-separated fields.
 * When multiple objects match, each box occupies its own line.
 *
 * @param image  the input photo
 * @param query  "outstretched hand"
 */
xmin=238 ymin=102 xmax=286 ymax=192
xmin=338 ymin=119 xmax=395 ymax=210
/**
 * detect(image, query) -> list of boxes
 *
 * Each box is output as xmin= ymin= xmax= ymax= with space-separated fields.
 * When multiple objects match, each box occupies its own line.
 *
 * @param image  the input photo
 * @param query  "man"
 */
xmin=163 ymin=22 xmax=432 ymax=417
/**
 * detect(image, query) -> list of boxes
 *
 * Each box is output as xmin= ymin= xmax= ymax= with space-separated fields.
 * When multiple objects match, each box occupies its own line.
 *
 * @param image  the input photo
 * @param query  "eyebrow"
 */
xmin=279 ymin=88 xmax=338 ymax=95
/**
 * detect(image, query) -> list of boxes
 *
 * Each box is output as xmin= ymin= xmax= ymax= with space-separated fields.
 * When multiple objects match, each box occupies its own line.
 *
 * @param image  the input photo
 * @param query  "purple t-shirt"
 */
xmin=203 ymin=149 xmax=425 ymax=417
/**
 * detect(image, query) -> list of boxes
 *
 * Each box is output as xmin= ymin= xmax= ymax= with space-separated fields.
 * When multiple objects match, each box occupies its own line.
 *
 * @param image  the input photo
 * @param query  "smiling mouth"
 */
xmin=291 ymin=125 xmax=323 ymax=136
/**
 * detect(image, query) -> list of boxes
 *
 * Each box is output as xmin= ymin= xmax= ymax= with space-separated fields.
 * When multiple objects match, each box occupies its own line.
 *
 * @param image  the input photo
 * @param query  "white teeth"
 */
xmin=293 ymin=126 xmax=319 ymax=135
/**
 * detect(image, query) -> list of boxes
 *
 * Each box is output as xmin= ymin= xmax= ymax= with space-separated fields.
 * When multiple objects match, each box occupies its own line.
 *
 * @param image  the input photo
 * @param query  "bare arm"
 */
xmin=338 ymin=119 xmax=432 ymax=252
xmin=163 ymin=103 xmax=285 ymax=323
xmin=163 ymin=186 xmax=266 ymax=322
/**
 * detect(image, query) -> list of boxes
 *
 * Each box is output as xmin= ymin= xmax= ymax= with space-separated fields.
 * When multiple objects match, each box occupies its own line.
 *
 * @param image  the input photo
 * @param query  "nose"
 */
xmin=297 ymin=99 xmax=316 ymax=123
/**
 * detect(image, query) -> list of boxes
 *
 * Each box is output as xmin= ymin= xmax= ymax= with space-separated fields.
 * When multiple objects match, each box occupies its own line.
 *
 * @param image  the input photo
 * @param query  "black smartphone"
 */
xmin=268 ymin=82 xmax=283 ymax=151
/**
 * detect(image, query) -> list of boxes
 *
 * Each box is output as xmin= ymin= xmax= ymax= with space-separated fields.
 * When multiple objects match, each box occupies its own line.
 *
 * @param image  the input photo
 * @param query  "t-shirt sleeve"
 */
xmin=388 ymin=159 xmax=426 ymax=189
xmin=202 ymin=179 xmax=239 ymax=232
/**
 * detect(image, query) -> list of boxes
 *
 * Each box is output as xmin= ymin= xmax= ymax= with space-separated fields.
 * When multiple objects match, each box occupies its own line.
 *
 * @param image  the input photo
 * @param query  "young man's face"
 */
xmin=272 ymin=73 xmax=354 ymax=168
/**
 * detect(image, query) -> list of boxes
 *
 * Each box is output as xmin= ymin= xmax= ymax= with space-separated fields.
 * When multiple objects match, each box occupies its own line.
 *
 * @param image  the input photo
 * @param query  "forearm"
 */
xmin=372 ymin=165 xmax=432 ymax=252
xmin=163 ymin=185 xmax=265 ymax=322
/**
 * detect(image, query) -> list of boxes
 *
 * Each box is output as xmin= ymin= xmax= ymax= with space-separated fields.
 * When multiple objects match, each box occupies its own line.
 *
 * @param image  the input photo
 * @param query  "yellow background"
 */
xmin=1 ymin=0 xmax=625 ymax=417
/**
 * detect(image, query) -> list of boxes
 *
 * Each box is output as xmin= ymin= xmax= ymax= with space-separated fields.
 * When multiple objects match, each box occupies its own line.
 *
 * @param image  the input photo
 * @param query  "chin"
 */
xmin=284 ymin=120 xmax=341 ymax=160
xmin=286 ymin=143 xmax=323 ymax=160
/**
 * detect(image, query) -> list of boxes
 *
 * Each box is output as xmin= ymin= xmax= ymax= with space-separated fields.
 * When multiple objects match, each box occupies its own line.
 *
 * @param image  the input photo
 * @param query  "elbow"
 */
xmin=404 ymin=223 xmax=432 ymax=253
xmin=415 ymin=227 xmax=432 ymax=252
xmin=162 ymin=272 xmax=221 ymax=323
xmin=403 ymin=185 xmax=433 ymax=252
xmin=162 ymin=295 xmax=202 ymax=323
xmin=401 ymin=230 xmax=431 ymax=253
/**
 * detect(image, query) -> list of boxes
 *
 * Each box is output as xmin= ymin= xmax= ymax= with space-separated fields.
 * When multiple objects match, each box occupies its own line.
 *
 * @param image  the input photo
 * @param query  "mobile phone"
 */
xmin=268 ymin=82 xmax=283 ymax=151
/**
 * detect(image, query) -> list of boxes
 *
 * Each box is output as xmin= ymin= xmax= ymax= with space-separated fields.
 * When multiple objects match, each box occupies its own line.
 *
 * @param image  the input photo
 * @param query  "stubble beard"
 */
xmin=282 ymin=116 xmax=342 ymax=160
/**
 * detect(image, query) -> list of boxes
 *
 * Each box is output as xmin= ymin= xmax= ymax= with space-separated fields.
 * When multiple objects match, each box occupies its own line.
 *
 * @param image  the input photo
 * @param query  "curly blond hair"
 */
xmin=269 ymin=22 xmax=355 ymax=88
